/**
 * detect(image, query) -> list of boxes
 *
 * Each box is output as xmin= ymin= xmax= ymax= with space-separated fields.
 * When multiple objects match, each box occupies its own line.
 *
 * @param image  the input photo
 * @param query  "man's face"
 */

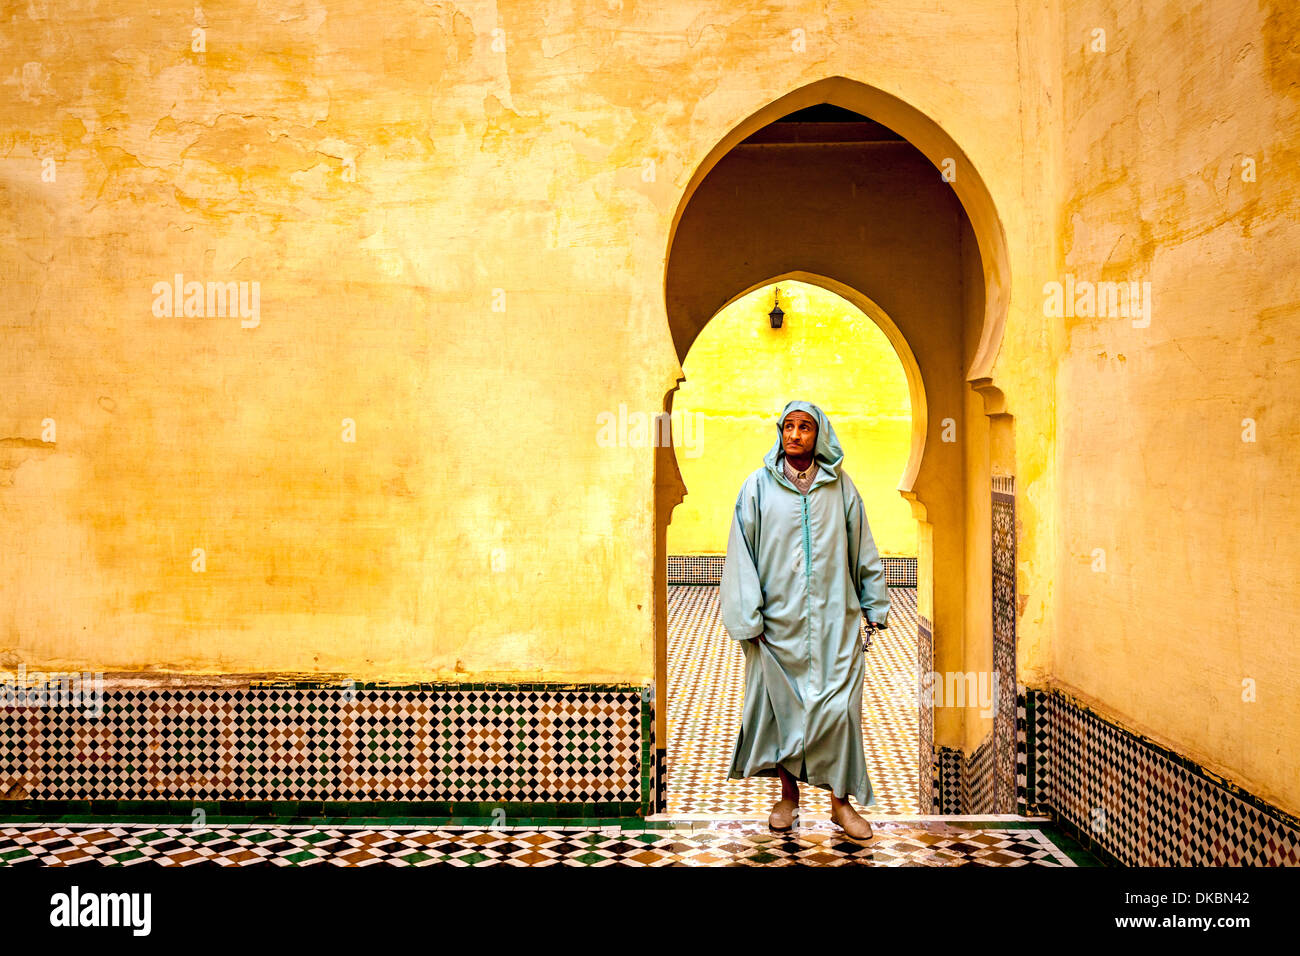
xmin=782 ymin=410 xmax=818 ymax=458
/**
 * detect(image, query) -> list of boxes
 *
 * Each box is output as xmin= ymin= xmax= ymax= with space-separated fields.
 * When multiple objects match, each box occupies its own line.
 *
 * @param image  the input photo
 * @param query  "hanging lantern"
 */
xmin=768 ymin=287 xmax=784 ymax=328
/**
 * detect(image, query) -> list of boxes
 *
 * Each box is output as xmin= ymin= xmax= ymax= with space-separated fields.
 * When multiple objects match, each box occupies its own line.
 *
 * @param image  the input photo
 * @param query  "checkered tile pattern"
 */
xmin=665 ymin=585 xmax=921 ymax=815
xmin=963 ymin=732 xmax=996 ymax=813
xmin=918 ymin=613 xmax=934 ymax=812
xmin=933 ymin=748 xmax=962 ymax=815
xmin=991 ymin=477 xmax=1017 ymax=813
xmin=1022 ymin=686 xmax=1300 ymax=866
xmin=1018 ymin=685 xmax=1051 ymax=816
xmin=0 ymin=820 xmax=1080 ymax=867
xmin=930 ymin=736 xmax=1004 ymax=816
xmin=0 ymin=688 xmax=642 ymax=803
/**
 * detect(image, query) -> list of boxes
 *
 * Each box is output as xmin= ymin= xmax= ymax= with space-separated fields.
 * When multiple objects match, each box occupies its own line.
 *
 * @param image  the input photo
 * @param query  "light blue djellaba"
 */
xmin=720 ymin=400 xmax=891 ymax=806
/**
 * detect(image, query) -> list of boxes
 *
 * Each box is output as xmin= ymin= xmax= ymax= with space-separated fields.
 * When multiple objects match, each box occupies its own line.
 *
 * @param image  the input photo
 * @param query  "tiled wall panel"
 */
xmin=0 ymin=684 xmax=646 ymax=809
xmin=991 ymin=475 xmax=1017 ymax=812
xmin=1016 ymin=687 xmax=1299 ymax=866
xmin=918 ymin=613 xmax=934 ymax=813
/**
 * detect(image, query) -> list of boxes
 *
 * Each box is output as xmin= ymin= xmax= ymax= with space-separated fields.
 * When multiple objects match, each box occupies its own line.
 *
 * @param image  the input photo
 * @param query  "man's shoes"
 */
xmin=768 ymin=798 xmax=799 ymax=832
xmin=830 ymin=802 xmax=875 ymax=843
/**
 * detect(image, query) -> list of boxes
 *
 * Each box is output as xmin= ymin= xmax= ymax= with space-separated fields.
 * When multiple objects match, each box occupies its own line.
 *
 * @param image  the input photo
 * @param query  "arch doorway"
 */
xmin=664 ymin=278 xmax=919 ymax=816
xmin=652 ymin=78 xmax=1018 ymax=818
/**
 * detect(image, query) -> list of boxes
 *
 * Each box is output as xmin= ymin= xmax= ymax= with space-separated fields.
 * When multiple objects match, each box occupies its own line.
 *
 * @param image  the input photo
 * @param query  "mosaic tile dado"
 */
xmin=0 ymin=686 xmax=645 ymax=807
xmin=908 ymin=649 xmax=1299 ymax=867
xmin=1019 ymin=686 xmax=1300 ymax=867
xmin=962 ymin=732 xmax=996 ymax=814
xmin=1019 ymin=685 xmax=1051 ymax=817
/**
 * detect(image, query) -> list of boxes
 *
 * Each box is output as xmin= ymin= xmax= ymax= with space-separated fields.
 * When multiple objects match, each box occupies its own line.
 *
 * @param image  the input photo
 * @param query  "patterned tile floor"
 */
xmin=667 ymin=584 xmax=920 ymax=816
xmin=0 ymin=818 xmax=1094 ymax=866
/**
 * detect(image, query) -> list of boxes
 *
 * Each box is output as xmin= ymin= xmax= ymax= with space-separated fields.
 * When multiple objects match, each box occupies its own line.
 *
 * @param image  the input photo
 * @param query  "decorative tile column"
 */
xmin=991 ymin=475 xmax=1017 ymax=813
xmin=918 ymin=613 xmax=935 ymax=812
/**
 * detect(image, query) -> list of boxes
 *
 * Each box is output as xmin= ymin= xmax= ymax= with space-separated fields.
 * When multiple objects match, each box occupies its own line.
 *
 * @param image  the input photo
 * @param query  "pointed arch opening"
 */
xmin=651 ymin=77 xmax=1016 ymax=819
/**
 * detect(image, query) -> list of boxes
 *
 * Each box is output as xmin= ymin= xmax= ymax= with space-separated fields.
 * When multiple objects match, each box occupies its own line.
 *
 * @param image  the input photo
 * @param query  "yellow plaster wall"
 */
xmin=2 ymin=1 xmax=1056 ymax=708
xmin=1053 ymin=1 xmax=1300 ymax=814
xmin=666 ymin=281 xmax=914 ymax=558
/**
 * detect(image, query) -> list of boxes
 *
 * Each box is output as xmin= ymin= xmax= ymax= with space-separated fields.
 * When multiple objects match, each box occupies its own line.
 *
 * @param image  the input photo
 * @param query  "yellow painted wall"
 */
xmin=667 ymin=281 xmax=914 ymax=557
xmin=1052 ymin=0 xmax=1300 ymax=816
xmin=3 ymin=1 xmax=1049 ymax=690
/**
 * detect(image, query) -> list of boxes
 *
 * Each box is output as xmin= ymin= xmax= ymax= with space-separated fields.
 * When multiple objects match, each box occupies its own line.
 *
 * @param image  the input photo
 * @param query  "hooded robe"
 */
xmin=720 ymin=400 xmax=891 ymax=805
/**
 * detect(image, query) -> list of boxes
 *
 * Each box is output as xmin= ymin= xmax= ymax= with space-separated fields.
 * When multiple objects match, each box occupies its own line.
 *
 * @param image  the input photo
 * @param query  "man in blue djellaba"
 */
xmin=720 ymin=400 xmax=890 ymax=842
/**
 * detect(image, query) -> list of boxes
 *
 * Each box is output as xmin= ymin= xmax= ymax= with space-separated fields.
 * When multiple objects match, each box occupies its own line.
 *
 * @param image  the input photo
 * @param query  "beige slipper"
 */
xmin=831 ymin=803 xmax=875 ymax=843
xmin=768 ymin=798 xmax=799 ymax=832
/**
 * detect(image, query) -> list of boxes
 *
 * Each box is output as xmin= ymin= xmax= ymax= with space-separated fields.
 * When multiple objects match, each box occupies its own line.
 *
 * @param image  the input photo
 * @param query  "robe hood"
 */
xmin=763 ymin=400 xmax=845 ymax=485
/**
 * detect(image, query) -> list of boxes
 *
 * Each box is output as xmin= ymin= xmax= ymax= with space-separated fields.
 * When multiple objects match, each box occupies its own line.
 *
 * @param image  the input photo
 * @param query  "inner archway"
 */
xmin=663 ymin=278 xmax=919 ymax=816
